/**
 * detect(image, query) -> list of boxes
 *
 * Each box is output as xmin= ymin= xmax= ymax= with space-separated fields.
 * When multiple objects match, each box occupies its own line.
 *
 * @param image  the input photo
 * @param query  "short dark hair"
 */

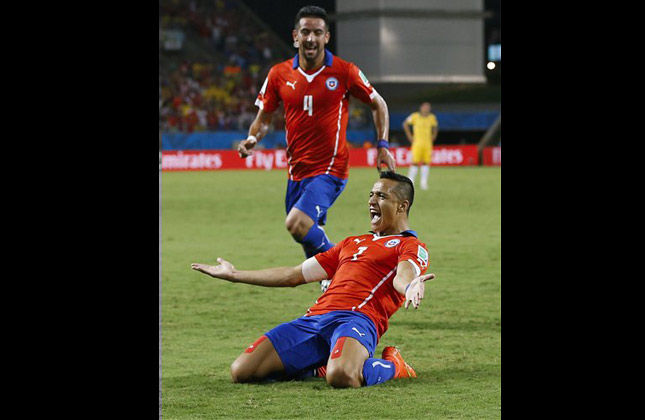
xmin=379 ymin=171 xmax=415 ymax=214
xmin=295 ymin=5 xmax=329 ymax=30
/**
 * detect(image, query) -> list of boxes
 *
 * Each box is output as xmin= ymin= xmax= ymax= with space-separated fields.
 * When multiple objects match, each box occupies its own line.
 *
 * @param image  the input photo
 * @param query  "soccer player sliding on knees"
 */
xmin=192 ymin=172 xmax=435 ymax=388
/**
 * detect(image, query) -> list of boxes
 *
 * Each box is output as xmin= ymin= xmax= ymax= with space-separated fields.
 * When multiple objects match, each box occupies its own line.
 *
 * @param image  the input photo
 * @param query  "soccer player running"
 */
xmin=402 ymin=102 xmax=439 ymax=190
xmin=237 ymin=6 xmax=396 ymax=292
xmin=192 ymin=171 xmax=435 ymax=388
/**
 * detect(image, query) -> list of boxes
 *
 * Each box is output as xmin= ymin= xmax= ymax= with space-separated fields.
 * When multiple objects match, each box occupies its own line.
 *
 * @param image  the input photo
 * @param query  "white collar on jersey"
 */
xmin=369 ymin=230 xmax=418 ymax=241
xmin=292 ymin=49 xmax=334 ymax=83
xmin=298 ymin=66 xmax=326 ymax=83
xmin=371 ymin=233 xmax=401 ymax=241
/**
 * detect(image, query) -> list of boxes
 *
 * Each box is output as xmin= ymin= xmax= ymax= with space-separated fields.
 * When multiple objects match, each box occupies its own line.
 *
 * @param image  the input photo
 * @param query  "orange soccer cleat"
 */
xmin=382 ymin=346 xmax=417 ymax=378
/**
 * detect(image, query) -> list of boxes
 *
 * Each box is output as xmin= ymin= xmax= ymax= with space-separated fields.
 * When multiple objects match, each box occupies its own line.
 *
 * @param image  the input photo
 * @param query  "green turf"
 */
xmin=161 ymin=167 xmax=501 ymax=419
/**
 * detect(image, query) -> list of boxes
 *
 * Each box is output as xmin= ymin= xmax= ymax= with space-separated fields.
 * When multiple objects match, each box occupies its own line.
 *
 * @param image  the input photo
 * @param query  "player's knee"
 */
xmin=326 ymin=365 xmax=362 ymax=388
xmin=230 ymin=360 xmax=253 ymax=383
xmin=285 ymin=215 xmax=309 ymax=240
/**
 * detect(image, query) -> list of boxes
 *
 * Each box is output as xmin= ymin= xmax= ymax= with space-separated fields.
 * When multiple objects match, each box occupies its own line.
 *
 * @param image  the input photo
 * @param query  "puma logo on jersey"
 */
xmin=354 ymin=238 xmax=366 ymax=244
xmin=286 ymin=80 xmax=297 ymax=90
xmin=352 ymin=327 xmax=366 ymax=337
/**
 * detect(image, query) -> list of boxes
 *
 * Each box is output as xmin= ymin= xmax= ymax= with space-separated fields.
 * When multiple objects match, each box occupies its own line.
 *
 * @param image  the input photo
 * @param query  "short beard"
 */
xmin=301 ymin=46 xmax=322 ymax=64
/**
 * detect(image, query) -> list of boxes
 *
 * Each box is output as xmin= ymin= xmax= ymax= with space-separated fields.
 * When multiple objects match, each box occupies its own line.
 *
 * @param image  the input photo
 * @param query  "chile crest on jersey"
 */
xmin=384 ymin=239 xmax=400 ymax=248
xmin=325 ymin=77 xmax=339 ymax=91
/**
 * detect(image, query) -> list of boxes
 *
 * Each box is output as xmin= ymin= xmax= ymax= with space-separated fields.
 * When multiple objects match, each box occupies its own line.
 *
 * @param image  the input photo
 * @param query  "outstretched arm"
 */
xmin=191 ymin=256 xmax=329 ymax=288
xmin=369 ymin=91 xmax=396 ymax=172
xmin=191 ymin=257 xmax=305 ymax=287
xmin=392 ymin=260 xmax=435 ymax=309
xmin=237 ymin=109 xmax=274 ymax=158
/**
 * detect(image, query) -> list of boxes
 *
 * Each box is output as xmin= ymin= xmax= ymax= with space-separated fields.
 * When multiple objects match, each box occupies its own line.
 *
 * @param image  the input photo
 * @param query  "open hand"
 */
xmin=191 ymin=257 xmax=236 ymax=280
xmin=404 ymin=273 xmax=435 ymax=309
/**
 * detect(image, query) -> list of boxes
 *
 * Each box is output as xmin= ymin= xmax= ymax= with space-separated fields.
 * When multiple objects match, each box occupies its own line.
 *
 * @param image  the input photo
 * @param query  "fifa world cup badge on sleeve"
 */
xmin=359 ymin=70 xmax=371 ymax=87
xmin=417 ymin=246 xmax=429 ymax=269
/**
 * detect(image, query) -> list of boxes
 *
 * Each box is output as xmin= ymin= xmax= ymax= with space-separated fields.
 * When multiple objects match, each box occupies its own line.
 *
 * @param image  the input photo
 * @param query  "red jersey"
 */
xmin=307 ymin=231 xmax=430 ymax=339
xmin=255 ymin=50 xmax=376 ymax=181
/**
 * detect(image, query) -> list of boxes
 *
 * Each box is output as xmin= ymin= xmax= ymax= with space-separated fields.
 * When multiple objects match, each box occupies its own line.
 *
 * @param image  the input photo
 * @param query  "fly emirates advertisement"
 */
xmin=161 ymin=145 xmax=498 ymax=171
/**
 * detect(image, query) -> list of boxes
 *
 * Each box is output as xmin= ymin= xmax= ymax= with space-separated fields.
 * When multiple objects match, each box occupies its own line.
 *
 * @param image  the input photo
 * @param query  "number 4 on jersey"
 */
xmin=303 ymin=95 xmax=313 ymax=116
xmin=351 ymin=246 xmax=368 ymax=261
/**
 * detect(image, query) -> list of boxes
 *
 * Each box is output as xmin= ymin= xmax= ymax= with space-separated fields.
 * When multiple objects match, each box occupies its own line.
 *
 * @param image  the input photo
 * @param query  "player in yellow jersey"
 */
xmin=402 ymin=102 xmax=438 ymax=190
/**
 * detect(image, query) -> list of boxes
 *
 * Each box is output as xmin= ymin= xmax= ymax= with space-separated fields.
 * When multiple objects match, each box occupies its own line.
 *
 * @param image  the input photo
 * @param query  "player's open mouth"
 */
xmin=370 ymin=209 xmax=381 ymax=224
xmin=304 ymin=44 xmax=317 ymax=53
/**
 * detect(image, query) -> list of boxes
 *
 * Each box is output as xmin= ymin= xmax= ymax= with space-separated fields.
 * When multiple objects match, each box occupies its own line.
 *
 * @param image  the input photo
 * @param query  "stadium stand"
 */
xmin=159 ymin=0 xmax=500 ymax=151
xmin=159 ymin=0 xmax=290 ymax=134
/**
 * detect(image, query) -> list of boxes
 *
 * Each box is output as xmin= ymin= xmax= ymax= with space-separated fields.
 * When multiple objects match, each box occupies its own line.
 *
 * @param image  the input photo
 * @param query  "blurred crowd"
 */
xmin=159 ymin=0 xmax=287 ymax=133
xmin=159 ymin=59 xmax=282 ymax=133
xmin=159 ymin=0 xmax=370 ymax=135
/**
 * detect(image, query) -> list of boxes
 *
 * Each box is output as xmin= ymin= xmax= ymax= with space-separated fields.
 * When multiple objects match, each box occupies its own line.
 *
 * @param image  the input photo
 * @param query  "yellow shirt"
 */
xmin=406 ymin=112 xmax=438 ymax=146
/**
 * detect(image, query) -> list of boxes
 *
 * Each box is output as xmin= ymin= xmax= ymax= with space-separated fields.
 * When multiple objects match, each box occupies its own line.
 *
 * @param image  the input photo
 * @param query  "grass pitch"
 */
xmin=161 ymin=166 xmax=501 ymax=419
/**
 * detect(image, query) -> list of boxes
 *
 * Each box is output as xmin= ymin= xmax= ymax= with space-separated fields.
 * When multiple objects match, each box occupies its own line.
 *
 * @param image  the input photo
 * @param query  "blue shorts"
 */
xmin=264 ymin=311 xmax=378 ymax=376
xmin=285 ymin=174 xmax=347 ymax=226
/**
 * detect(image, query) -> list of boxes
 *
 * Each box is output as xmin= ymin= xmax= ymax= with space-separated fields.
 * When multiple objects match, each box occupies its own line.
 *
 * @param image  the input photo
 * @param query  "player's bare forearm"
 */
xmin=393 ymin=261 xmax=435 ymax=309
xmin=369 ymin=92 xmax=389 ymax=141
xmin=231 ymin=266 xmax=306 ymax=287
xmin=191 ymin=258 xmax=306 ymax=288
xmin=370 ymin=93 xmax=395 ymax=171
xmin=238 ymin=110 xmax=273 ymax=158
xmin=248 ymin=109 xmax=273 ymax=141
xmin=393 ymin=261 xmax=419 ymax=294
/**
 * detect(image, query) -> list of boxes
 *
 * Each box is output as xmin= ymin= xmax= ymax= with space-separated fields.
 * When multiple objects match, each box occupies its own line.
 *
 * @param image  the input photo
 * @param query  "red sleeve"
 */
xmin=346 ymin=63 xmax=376 ymax=104
xmin=398 ymin=239 xmax=429 ymax=276
xmin=255 ymin=66 xmax=281 ymax=113
xmin=314 ymin=238 xmax=347 ymax=279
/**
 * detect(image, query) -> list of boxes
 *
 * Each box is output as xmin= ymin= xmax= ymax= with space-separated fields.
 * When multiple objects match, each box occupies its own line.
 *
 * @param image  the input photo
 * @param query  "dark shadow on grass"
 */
xmin=163 ymin=373 xmax=328 ymax=390
xmin=162 ymin=367 xmax=499 ymax=400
